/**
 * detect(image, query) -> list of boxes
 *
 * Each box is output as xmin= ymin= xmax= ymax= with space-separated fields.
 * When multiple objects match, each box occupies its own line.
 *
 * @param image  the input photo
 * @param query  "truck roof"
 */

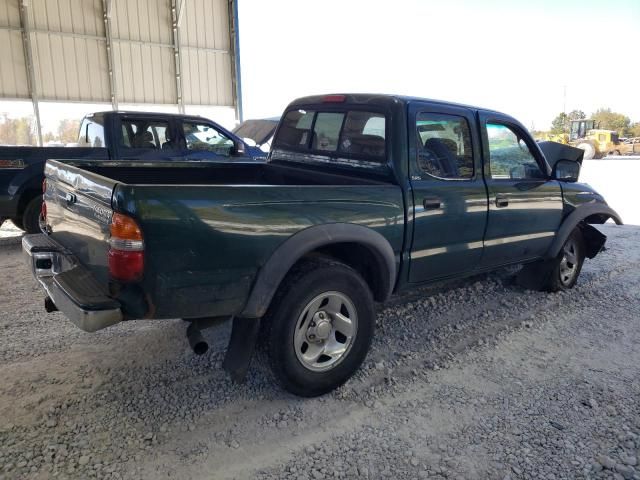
xmin=288 ymin=93 xmax=503 ymax=117
xmin=88 ymin=111 xmax=207 ymax=120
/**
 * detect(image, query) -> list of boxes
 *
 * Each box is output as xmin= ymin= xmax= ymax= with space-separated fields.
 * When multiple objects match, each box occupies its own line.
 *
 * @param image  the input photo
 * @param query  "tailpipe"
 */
xmin=44 ymin=296 xmax=58 ymax=313
xmin=186 ymin=323 xmax=208 ymax=355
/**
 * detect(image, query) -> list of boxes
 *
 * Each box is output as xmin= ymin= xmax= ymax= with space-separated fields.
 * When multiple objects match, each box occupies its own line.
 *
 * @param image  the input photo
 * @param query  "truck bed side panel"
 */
xmin=114 ymin=184 xmax=405 ymax=319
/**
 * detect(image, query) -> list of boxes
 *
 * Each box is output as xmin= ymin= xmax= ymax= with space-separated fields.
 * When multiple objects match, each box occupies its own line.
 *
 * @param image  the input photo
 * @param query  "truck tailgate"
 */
xmin=44 ymin=159 xmax=116 ymax=285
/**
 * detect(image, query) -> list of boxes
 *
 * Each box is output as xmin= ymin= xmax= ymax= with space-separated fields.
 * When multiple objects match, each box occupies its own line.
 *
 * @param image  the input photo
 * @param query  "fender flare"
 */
xmin=240 ymin=223 xmax=397 ymax=318
xmin=546 ymin=204 xmax=622 ymax=259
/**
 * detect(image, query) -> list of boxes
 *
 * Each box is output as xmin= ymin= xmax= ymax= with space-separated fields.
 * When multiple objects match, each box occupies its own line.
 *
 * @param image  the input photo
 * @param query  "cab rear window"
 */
xmin=274 ymin=109 xmax=386 ymax=161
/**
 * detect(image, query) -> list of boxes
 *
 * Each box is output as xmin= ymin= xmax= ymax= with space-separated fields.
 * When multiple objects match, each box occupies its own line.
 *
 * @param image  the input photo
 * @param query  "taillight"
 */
xmin=322 ymin=94 xmax=346 ymax=103
xmin=108 ymin=213 xmax=144 ymax=282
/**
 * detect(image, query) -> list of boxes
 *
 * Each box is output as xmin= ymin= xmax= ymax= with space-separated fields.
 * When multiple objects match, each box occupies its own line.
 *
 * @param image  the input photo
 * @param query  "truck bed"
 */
xmin=42 ymin=159 xmax=404 ymax=321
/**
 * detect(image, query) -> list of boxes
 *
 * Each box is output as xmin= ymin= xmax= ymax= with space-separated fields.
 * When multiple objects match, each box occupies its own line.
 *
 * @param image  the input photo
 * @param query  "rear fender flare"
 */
xmin=546 ymin=204 xmax=622 ymax=259
xmin=240 ymin=223 xmax=397 ymax=318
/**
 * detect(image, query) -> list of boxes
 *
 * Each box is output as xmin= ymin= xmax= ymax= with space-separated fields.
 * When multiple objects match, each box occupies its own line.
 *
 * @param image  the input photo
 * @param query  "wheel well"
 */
xmin=584 ymin=213 xmax=622 ymax=225
xmin=298 ymin=242 xmax=390 ymax=302
xmin=17 ymin=189 xmax=41 ymax=216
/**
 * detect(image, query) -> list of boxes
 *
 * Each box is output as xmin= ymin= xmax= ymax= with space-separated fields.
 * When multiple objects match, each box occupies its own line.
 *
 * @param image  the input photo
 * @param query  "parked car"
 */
xmin=24 ymin=94 xmax=621 ymax=397
xmin=0 ymin=111 xmax=266 ymax=233
xmin=232 ymin=117 xmax=280 ymax=152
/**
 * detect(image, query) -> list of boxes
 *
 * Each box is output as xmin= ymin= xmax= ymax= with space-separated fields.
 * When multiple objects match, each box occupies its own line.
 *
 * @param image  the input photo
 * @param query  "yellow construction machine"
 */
xmin=568 ymin=120 xmax=624 ymax=159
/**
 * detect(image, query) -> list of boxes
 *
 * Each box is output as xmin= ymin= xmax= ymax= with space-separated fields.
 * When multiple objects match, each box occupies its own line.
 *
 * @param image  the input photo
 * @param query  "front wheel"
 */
xmin=549 ymin=229 xmax=585 ymax=291
xmin=517 ymin=229 xmax=585 ymax=292
xmin=264 ymin=258 xmax=375 ymax=397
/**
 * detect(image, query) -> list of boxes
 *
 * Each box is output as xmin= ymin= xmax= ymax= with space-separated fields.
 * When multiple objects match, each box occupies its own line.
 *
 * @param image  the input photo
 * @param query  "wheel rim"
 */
xmin=559 ymin=237 xmax=579 ymax=286
xmin=293 ymin=291 xmax=358 ymax=372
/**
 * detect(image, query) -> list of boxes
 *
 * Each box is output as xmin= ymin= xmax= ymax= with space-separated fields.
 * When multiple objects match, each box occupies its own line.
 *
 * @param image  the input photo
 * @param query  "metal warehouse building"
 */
xmin=0 ymin=0 xmax=241 ymax=144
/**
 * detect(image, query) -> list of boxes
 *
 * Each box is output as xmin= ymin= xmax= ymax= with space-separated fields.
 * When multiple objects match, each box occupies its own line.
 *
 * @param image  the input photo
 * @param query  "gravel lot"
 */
xmin=0 ymin=224 xmax=639 ymax=480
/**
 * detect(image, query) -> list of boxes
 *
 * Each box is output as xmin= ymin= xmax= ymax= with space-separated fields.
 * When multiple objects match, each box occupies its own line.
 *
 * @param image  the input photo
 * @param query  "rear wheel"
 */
xmin=21 ymin=196 xmax=43 ymax=234
xmin=11 ymin=217 xmax=24 ymax=230
xmin=264 ymin=258 xmax=375 ymax=397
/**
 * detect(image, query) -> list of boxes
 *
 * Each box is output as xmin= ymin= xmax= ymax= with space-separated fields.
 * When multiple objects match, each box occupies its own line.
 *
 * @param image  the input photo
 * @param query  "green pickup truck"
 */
xmin=24 ymin=94 xmax=621 ymax=397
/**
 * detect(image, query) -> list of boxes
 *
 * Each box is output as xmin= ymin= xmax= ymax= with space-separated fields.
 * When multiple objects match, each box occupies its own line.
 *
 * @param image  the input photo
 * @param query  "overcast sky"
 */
xmin=238 ymin=0 xmax=640 ymax=130
xmin=1 ymin=0 xmax=638 ymax=134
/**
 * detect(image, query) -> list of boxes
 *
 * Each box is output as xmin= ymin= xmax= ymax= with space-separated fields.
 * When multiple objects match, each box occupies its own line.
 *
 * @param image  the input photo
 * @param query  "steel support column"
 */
xmin=171 ymin=0 xmax=185 ymax=113
xmin=229 ymin=0 xmax=243 ymax=122
xmin=102 ymin=0 xmax=118 ymax=110
xmin=18 ymin=0 xmax=43 ymax=146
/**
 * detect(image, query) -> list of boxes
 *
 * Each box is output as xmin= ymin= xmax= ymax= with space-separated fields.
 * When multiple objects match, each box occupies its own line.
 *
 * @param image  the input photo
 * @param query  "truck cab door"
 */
xmin=178 ymin=119 xmax=245 ymax=162
xmin=407 ymin=104 xmax=488 ymax=283
xmin=478 ymin=112 xmax=563 ymax=267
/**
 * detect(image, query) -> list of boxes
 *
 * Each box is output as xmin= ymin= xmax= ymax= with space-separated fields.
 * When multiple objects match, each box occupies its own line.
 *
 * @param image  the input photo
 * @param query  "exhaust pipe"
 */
xmin=44 ymin=296 xmax=58 ymax=313
xmin=186 ymin=323 xmax=208 ymax=355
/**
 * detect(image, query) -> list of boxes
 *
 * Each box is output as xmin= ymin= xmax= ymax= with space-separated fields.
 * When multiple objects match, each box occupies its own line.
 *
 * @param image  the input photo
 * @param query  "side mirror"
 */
xmin=232 ymin=140 xmax=246 ymax=156
xmin=553 ymin=159 xmax=580 ymax=182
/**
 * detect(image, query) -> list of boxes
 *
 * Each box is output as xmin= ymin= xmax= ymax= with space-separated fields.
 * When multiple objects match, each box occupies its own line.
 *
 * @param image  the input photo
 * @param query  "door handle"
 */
xmin=495 ymin=195 xmax=509 ymax=208
xmin=423 ymin=197 xmax=441 ymax=210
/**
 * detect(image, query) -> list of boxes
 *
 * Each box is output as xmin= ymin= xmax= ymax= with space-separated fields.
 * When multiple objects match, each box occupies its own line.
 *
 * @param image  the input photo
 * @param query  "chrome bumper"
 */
xmin=22 ymin=234 xmax=122 ymax=332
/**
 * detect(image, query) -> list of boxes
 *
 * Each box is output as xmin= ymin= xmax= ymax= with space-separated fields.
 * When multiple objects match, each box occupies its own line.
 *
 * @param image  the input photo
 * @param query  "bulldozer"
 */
xmin=568 ymin=119 xmax=624 ymax=159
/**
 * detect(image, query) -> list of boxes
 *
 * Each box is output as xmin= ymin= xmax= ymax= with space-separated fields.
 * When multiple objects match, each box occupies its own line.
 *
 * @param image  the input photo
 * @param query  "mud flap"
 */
xmin=516 ymin=259 xmax=556 ymax=291
xmin=580 ymin=224 xmax=607 ymax=259
xmin=222 ymin=317 xmax=261 ymax=383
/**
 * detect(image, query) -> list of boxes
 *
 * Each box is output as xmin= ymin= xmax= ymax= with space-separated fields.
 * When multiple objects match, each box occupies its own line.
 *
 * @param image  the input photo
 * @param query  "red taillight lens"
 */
xmin=108 ymin=213 xmax=144 ymax=282
xmin=108 ymin=250 xmax=144 ymax=282
xmin=41 ymin=201 xmax=47 ymax=222
xmin=42 ymin=178 xmax=47 ymax=193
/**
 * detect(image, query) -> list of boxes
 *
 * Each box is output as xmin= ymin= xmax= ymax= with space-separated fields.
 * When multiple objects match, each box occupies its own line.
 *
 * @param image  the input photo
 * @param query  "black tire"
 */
xmin=546 ymin=229 xmax=585 ymax=291
xmin=10 ymin=217 xmax=24 ymax=230
xmin=517 ymin=229 xmax=585 ymax=292
xmin=263 ymin=257 xmax=375 ymax=397
xmin=21 ymin=195 xmax=43 ymax=234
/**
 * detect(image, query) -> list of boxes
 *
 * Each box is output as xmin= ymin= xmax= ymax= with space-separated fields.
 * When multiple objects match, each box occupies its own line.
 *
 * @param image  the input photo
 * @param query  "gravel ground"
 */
xmin=0 ymin=224 xmax=638 ymax=480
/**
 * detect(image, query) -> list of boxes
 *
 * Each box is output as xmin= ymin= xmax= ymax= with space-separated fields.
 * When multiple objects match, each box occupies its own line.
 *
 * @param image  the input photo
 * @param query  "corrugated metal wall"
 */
xmin=0 ymin=0 xmax=236 ymax=108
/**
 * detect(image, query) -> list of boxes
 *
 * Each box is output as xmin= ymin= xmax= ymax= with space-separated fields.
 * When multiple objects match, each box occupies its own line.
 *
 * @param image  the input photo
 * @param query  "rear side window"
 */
xmin=78 ymin=117 xmax=105 ymax=147
xmin=416 ymin=113 xmax=473 ymax=179
xmin=274 ymin=109 xmax=386 ymax=161
xmin=121 ymin=120 xmax=170 ymax=150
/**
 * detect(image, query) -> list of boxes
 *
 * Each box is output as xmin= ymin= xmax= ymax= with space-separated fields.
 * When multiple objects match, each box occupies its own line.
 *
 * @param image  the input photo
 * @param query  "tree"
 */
xmin=591 ymin=108 xmax=630 ymax=135
xmin=550 ymin=110 xmax=586 ymax=134
xmin=0 ymin=114 xmax=37 ymax=145
xmin=57 ymin=119 xmax=80 ymax=144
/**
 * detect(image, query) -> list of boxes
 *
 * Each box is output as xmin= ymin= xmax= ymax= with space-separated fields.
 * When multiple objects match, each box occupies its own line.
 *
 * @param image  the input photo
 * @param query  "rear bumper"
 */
xmin=22 ymin=234 xmax=122 ymax=332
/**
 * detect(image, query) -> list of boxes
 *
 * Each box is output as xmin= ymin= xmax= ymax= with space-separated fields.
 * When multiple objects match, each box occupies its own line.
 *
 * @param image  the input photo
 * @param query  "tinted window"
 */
xmin=182 ymin=121 xmax=234 ymax=155
xmin=121 ymin=120 xmax=170 ymax=150
xmin=274 ymin=109 xmax=316 ymax=149
xmin=339 ymin=111 xmax=386 ymax=159
xmin=487 ymin=123 xmax=544 ymax=180
xmin=312 ymin=112 xmax=344 ymax=151
xmin=416 ymin=113 xmax=473 ymax=179
xmin=78 ymin=117 xmax=105 ymax=147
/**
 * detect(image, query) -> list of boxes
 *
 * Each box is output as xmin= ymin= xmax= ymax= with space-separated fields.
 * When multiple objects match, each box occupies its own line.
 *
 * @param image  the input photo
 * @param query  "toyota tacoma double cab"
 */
xmin=23 ymin=94 xmax=621 ymax=397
